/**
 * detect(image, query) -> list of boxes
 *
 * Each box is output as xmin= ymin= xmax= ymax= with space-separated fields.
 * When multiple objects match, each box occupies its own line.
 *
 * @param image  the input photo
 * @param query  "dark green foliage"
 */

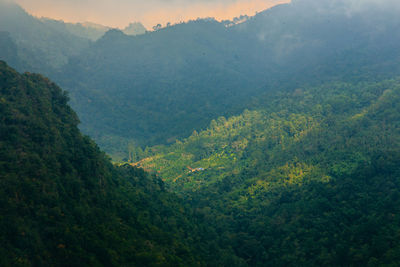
xmin=56 ymin=0 xmax=400 ymax=159
xmin=3 ymin=0 xmax=400 ymax=265
xmin=59 ymin=21 xmax=259 ymax=157
xmin=2 ymin=0 xmax=400 ymax=160
xmin=139 ymin=79 xmax=400 ymax=265
xmin=4 ymin=58 xmax=400 ymax=266
xmin=0 ymin=61 xmax=224 ymax=266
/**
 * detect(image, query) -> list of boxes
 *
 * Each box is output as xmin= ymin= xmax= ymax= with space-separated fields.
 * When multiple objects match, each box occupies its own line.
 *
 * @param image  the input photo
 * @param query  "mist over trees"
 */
xmin=56 ymin=0 xmax=400 ymax=159
xmin=2 ymin=0 xmax=400 ymax=265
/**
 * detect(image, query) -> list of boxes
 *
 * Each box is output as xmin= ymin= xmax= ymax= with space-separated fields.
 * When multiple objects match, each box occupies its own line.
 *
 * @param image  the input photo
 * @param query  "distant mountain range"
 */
xmin=1 ymin=0 xmax=400 ymax=160
xmin=39 ymin=18 xmax=111 ymax=41
xmin=59 ymin=0 xmax=400 ymax=158
xmin=40 ymin=19 xmax=147 ymax=40
xmin=3 ymin=0 xmax=400 ymax=265
xmin=0 ymin=0 xmax=146 ymax=74
xmin=0 ymin=0 xmax=89 ymax=72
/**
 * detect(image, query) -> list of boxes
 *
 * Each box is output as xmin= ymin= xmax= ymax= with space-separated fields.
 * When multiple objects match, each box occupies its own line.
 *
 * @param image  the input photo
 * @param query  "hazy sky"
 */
xmin=13 ymin=0 xmax=289 ymax=29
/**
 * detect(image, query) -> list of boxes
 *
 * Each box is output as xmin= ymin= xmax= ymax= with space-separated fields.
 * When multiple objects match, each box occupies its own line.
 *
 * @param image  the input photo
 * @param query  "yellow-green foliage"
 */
xmin=137 ymin=106 xmax=319 ymax=192
xmin=0 ymin=62 xmax=222 ymax=267
xmin=126 ymin=78 xmax=400 ymax=266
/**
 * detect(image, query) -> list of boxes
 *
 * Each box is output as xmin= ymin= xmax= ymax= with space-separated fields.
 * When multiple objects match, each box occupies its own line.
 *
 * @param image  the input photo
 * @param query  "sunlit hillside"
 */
xmin=1 ymin=0 xmax=400 ymax=266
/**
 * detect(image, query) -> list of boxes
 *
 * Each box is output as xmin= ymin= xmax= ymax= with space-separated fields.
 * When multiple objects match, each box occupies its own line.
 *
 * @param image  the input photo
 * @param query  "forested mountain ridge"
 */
xmin=0 ymin=0 xmax=150 ymax=78
xmin=2 ymin=0 xmax=400 ymax=265
xmin=233 ymin=0 xmax=400 ymax=82
xmin=39 ymin=18 xmax=111 ymax=41
xmin=2 ymin=63 xmax=400 ymax=266
xmin=0 ymin=0 xmax=94 ymax=74
xmin=136 ymin=78 xmax=400 ymax=265
xmin=59 ymin=20 xmax=263 ymax=157
xmin=0 ymin=61 xmax=236 ymax=266
xmin=2 ymin=0 xmax=400 ymax=159
xmin=0 ymin=31 xmax=20 ymax=70
xmin=138 ymin=79 xmax=400 ymax=191
xmin=56 ymin=0 xmax=400 ymax=159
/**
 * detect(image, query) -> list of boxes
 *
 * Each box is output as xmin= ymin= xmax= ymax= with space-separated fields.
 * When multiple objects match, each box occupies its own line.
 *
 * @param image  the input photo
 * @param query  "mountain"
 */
xmin=59 ymin=20 xmax=264 ymax=159
xmin=3 ymin=0 xmax=400 ymax=265
xmin=2 ymin=0 xmax=400 ymax=160
xmin=0 ymin=0 xmax=90 ymax=73
xmin=136 ymin=77 xmax=400 ymax=265
xmin=2 ymin=58 xmax=400 ymax=266
xmin=56 ymin=0 xmax=400 ymax=159
xmin=0 ymin=31 xmax=20 ymax=70
xmin=40 ymin=18 xmax=110 ymax=41
xmin=0 ymin=61 xmax=238 ymax=266
xmin=123 ymin=22 xmax=147 ymax=36
xmin=233 ymin=0 xmax=400 ymax=82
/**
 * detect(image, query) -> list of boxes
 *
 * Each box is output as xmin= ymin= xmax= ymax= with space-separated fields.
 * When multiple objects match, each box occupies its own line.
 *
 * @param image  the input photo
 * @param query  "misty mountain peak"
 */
xmin=123 ymin=22 xmax=146 ymax=36
xmin=102 ymin=28 xmax=126 ymax=39
xmin=0 ymin=0 xmax=30 ymax=20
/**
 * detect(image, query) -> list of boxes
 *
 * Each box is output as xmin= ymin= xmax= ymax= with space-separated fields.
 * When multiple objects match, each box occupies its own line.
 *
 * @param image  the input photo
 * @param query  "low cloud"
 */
xmin=291 ymin=0 xmax=400 ymax=15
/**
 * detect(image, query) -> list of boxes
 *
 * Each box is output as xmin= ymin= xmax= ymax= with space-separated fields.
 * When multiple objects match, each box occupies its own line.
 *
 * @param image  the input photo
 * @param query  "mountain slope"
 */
xmin=0 ymin=31 xmax=20 ymax=70
xmin=40 ymin=18 xmax=110 ymax=41
xmin=56 ymin=0 xmax=400 ymax=159
xmin=59 ymin=21 xmax=264 ymax=157
xmin=0 ymin=61 xmax=230 ymax=266
xmin=233 ymin=0 xmax=400 ymax=82
xmin=137 ymin=78 xmax=400 ymax=265
xmin=0 ymin=0 xmax=90 ymax=73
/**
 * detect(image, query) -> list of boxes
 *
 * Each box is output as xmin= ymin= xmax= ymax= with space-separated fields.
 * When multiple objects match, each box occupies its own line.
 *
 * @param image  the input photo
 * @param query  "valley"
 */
xmin=1 ymin=0 xmax=400 ymax=266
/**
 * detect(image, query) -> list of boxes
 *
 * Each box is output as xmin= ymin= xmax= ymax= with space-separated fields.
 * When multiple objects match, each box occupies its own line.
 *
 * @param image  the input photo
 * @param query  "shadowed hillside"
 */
xmin=57 ymin=0 xmax=400 ymax=158
xmin=0 ymin=61 xmax=236 ymax=266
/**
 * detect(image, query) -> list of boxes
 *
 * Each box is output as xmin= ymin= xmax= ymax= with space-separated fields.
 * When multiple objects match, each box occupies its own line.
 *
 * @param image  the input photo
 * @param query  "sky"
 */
xmin=13 ymin=0 xmax=289 ymax=29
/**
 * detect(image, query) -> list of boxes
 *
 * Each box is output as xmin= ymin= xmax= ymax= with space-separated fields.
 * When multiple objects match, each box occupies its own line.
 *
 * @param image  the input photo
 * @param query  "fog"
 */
xmin=12 ymin=0 xmax=288 ymax=28
xmin=291 ymin=0 xmax=400 ymax=15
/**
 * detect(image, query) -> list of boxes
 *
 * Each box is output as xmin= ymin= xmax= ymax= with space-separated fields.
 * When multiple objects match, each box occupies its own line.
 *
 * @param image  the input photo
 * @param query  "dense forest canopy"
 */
xmin=2 ymin=0 xmax=400 ymax=159
xmin=136 ymin=78 xmax=400 ymax=265
xmin=57 ymin=0 xmax=400 ymax=158
xmin=0 ymin=61 xmax=236 ymax=266
xmin=1 ymin=0 xmax=400 ymax=265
